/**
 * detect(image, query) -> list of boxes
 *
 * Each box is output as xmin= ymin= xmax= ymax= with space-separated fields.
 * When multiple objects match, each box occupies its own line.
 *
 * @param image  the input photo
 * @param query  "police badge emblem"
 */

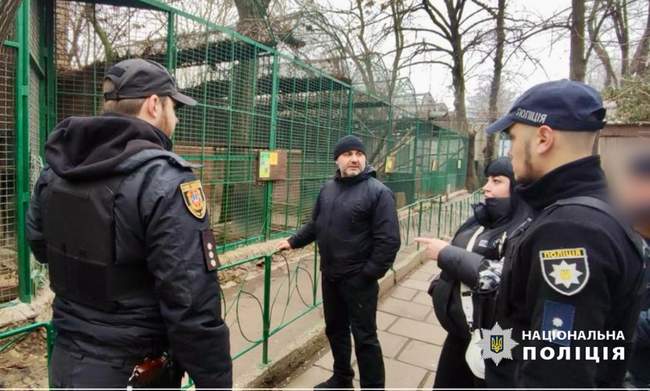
xmin=180 ymin=180 xmax=207 ymax=219
xmin=540 ymin=247 xmax=589 ymax=296
xmin=479 ymin=322 xmax=518 ymax=366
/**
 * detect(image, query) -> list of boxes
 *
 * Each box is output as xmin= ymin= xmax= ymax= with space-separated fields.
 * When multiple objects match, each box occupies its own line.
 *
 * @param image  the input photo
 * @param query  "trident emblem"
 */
xmin=490 ymin=335 xmax=504 ymax=353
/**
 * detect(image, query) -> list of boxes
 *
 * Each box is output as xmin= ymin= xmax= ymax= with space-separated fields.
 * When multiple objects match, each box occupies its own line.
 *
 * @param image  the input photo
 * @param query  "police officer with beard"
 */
xmin=278 ymin=135 xmax=401 ymax=390
xmin=483 ymin=80 xmax=646 ymax=388
xmin=26 ymin=59 xmax=232 ymax=388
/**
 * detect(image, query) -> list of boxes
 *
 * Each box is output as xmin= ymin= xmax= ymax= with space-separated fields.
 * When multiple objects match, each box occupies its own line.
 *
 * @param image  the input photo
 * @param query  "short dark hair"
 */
xmin=102 ymin=79 xmax=146 ymax=116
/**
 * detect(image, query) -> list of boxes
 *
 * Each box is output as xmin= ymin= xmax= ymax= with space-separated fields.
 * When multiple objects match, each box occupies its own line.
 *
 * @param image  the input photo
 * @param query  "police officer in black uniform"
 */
xmin=483 ymin=79 xmax=646 ymax=387
xmin=26 ymin=59 xmax=232 ymax=388
xmin=278 ymin=135 xmax=401 ymax=390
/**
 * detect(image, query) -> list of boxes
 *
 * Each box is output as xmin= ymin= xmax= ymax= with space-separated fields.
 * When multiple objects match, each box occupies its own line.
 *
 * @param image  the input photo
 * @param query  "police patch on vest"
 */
xmin=539 ymin=247 xmax=589 ymax=296
xmin=180 ymin=180 xmax=207 ymax=219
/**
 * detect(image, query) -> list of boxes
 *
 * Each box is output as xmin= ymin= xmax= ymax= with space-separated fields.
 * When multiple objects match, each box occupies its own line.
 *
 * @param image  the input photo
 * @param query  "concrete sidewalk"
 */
xmin=281 ymin=260 xmax=445 ymax=389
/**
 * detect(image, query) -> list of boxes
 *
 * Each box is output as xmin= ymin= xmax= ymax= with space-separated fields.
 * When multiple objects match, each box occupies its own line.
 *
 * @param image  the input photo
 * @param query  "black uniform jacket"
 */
xmin=489 ymin=156 xmax=645 ymax=388
xmin=288 ymin=166 xmax=401 ymax=281
xmin=432 ymin=196 xmax=532 ymax=337
xmin=26 ymin=113 xmax=232 ymax=388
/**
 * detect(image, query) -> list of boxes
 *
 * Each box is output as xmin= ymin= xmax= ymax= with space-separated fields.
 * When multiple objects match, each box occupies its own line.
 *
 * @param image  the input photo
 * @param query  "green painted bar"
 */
xmin=16 ymin=0 xmax=32 ymax=303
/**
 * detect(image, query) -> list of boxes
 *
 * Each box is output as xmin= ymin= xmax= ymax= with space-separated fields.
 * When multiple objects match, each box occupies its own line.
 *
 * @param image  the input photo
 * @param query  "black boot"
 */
xmin=314 ymin=374 xmax=354 ymax=389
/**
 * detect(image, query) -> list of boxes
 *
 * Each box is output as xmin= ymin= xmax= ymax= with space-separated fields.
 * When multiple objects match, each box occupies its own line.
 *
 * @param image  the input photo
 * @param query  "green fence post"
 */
xmin=262 ymin=254 xmax=272 ymax=365
xmin=312 ymin=244 xmax=318 ymax=307
xmin=448 ymin=202 xmax=454 ymax=238
xmin=43 ymin=0 xmax=55 ymax=139
xmin=166 ymin=11 xmax=177 ymax=70
xmin=427 ymin=199 xmax=433 ymax=232
xmin=347 ymin=89 xmax=354 ymax=135
xmin=263 ymin=53 xmax=280 ymax=241
xmin=406 ymin=206 xmax=412 ymax=244
xmin=436 ymin=198 xmax=442 ymax=238
xmin=412 ymin=123 xmax=419 ymax=203
xmin=16 ymin=0 xmax=32 ymax=303
xmin=416 ymin=201 xmax=423 ymax=250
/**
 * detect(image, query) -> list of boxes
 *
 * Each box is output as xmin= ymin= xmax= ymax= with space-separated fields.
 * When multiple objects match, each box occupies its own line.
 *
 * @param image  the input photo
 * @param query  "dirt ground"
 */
xmin=0 ymin=329 xmax=49 ymax=388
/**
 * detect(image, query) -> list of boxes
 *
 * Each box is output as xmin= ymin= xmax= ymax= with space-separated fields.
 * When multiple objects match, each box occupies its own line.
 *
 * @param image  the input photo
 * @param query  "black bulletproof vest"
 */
xmin=42 ymin=174 xmax=154 ymax=311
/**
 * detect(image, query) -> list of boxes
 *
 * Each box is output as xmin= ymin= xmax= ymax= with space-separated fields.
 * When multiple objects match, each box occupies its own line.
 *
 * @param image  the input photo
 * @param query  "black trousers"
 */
xmin=322 ymin=275 xmax=385 ymax=389
xmin=434 ymin=333 xmax=484 ymax=388
xmin=50 ymin=341 xmax=183 ymax=388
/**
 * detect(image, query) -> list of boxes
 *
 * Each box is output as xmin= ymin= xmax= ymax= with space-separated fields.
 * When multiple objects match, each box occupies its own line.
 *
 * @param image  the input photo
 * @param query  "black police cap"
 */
xmin=104 ymin=59 xmax=197 ymax=107
xmin=486 ymin=79 xmax=606 ymax=134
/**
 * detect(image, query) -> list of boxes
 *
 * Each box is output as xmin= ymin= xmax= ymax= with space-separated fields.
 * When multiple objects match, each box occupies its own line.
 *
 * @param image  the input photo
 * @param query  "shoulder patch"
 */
xmin=180 ymin=180 xmax=207 ymax=219
xmin=540 ymin=247 xmax=590 ymax=296
xmin=541 ymin=300 xmax=575 ymax=346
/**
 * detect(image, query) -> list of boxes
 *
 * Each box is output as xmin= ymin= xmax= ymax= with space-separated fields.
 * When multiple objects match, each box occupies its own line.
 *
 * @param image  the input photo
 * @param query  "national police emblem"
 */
xmin=539 ymin=247 xmax=589 ymax=296
xmin=479 ymin=322 xmax=518 ymax=366
xmin=180 ymin=180 xmax=207 ymax=219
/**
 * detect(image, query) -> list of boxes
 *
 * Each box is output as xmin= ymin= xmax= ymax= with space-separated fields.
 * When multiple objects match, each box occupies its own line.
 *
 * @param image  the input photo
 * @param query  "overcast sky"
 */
xmin=405 ymin=0 xmax=574 ymax=110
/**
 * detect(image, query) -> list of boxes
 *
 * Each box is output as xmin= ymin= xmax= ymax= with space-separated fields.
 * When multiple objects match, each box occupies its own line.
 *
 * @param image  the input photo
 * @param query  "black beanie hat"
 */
xmin=485 ymin=157 xmax=515 ymax=189
xmin=333 ymin=135 xmax=366 ymax=160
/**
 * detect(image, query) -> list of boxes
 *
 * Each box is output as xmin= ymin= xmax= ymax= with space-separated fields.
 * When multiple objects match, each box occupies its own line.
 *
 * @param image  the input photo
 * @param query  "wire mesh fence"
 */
xmin=0 ymin=43 xmax=17 ymax=303
xmin=1 ymin=0 xmax=470 ymax=305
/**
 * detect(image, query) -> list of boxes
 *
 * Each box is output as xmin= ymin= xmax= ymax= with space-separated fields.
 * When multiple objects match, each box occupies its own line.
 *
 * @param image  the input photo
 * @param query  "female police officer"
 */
xmin=417 ymin=157 xmax=531 ymax=387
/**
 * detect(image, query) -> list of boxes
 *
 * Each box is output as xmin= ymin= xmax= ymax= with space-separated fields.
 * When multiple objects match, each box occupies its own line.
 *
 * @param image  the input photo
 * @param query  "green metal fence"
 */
xmin=0 ymin=190 xmax=480 ymax=387
xmin=0 ymin=0 xmax=470 ymax=306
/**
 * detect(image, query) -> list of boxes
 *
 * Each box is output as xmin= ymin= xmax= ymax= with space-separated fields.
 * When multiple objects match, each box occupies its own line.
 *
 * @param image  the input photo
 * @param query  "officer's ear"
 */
xmin=141 ymin=94 xmax=162 ymax=121
xmin=535 ymin=125 xmax=555 ymax=155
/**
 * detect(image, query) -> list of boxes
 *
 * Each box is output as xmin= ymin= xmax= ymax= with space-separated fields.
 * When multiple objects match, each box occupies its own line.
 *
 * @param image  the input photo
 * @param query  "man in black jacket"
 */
xmin=278 ymin=135 xmax=401 ymax=389
xmin=26 ymin=59 xmax=232 ymax=388
xmin=482 ymin=79 xmax=645 ymax=387
xmin=619 ymin=153 xmax=650 ymax=387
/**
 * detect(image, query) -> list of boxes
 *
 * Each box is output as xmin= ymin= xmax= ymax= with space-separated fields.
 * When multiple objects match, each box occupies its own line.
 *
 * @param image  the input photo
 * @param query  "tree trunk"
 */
xmin=570 ymin=0 xmax=586 ymax=81
xmin=631 ymin=0 xmax=650 ymax=76
xmin=612 ymin=0 xmax=630 ymax=77
xmin=485 ymin=0 xmax=506 ymax=163
xmin=0 ymin=0 xmax=20 ymax=42
xmin=220 ymin=0 xmax=270 ymax=225
xmin=588 ymin=1 xmax=618 ymax=87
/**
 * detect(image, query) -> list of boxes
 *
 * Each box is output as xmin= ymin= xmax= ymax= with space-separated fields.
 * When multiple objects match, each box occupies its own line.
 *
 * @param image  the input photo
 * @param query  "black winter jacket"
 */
xmin=627 ymin=238 xmax=650 ymax=386
xmin=26 ymin=113 xmax=232 ymax=388
xmin=288 ymin=166 xmax=401 ymax=281
xmin=489 ymin=156 xmax=645 ymax=388
xmin=432 ymin=195 xmax=532 ymax=337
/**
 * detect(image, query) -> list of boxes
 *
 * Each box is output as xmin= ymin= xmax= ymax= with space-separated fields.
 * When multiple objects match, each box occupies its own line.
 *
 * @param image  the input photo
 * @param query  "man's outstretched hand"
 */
xmin=277 ymin=239 xmax=292 ymax=251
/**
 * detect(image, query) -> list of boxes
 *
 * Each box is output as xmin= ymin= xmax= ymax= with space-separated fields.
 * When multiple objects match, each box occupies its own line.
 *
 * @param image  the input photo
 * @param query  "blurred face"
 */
xmin=617 ymin=172 xmax=650 ymax=236
xmin=483 ymin=175 xmax=511 ymax=198
xmin=507 ymin=124 xmax=538 ymax=185
xmin=336 ymin=150 xmax=366 ymax=177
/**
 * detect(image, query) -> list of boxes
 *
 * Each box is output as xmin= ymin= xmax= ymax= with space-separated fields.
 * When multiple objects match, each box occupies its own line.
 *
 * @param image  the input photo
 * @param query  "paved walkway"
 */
xmin=283 ymin=260 xmax=445 ymax=389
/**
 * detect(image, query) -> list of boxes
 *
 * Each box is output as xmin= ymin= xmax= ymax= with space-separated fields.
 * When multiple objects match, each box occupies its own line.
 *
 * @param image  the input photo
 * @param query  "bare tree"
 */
xmin=416 ymin=0 xmax=495 ymax=189
xmin=296 ymin=0 xmax=415 ymax=167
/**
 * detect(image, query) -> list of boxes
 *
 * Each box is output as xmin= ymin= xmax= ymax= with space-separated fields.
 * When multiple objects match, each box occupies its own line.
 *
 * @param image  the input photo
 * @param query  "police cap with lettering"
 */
xmin=485 ymin=79 xmax=606 ymax=134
